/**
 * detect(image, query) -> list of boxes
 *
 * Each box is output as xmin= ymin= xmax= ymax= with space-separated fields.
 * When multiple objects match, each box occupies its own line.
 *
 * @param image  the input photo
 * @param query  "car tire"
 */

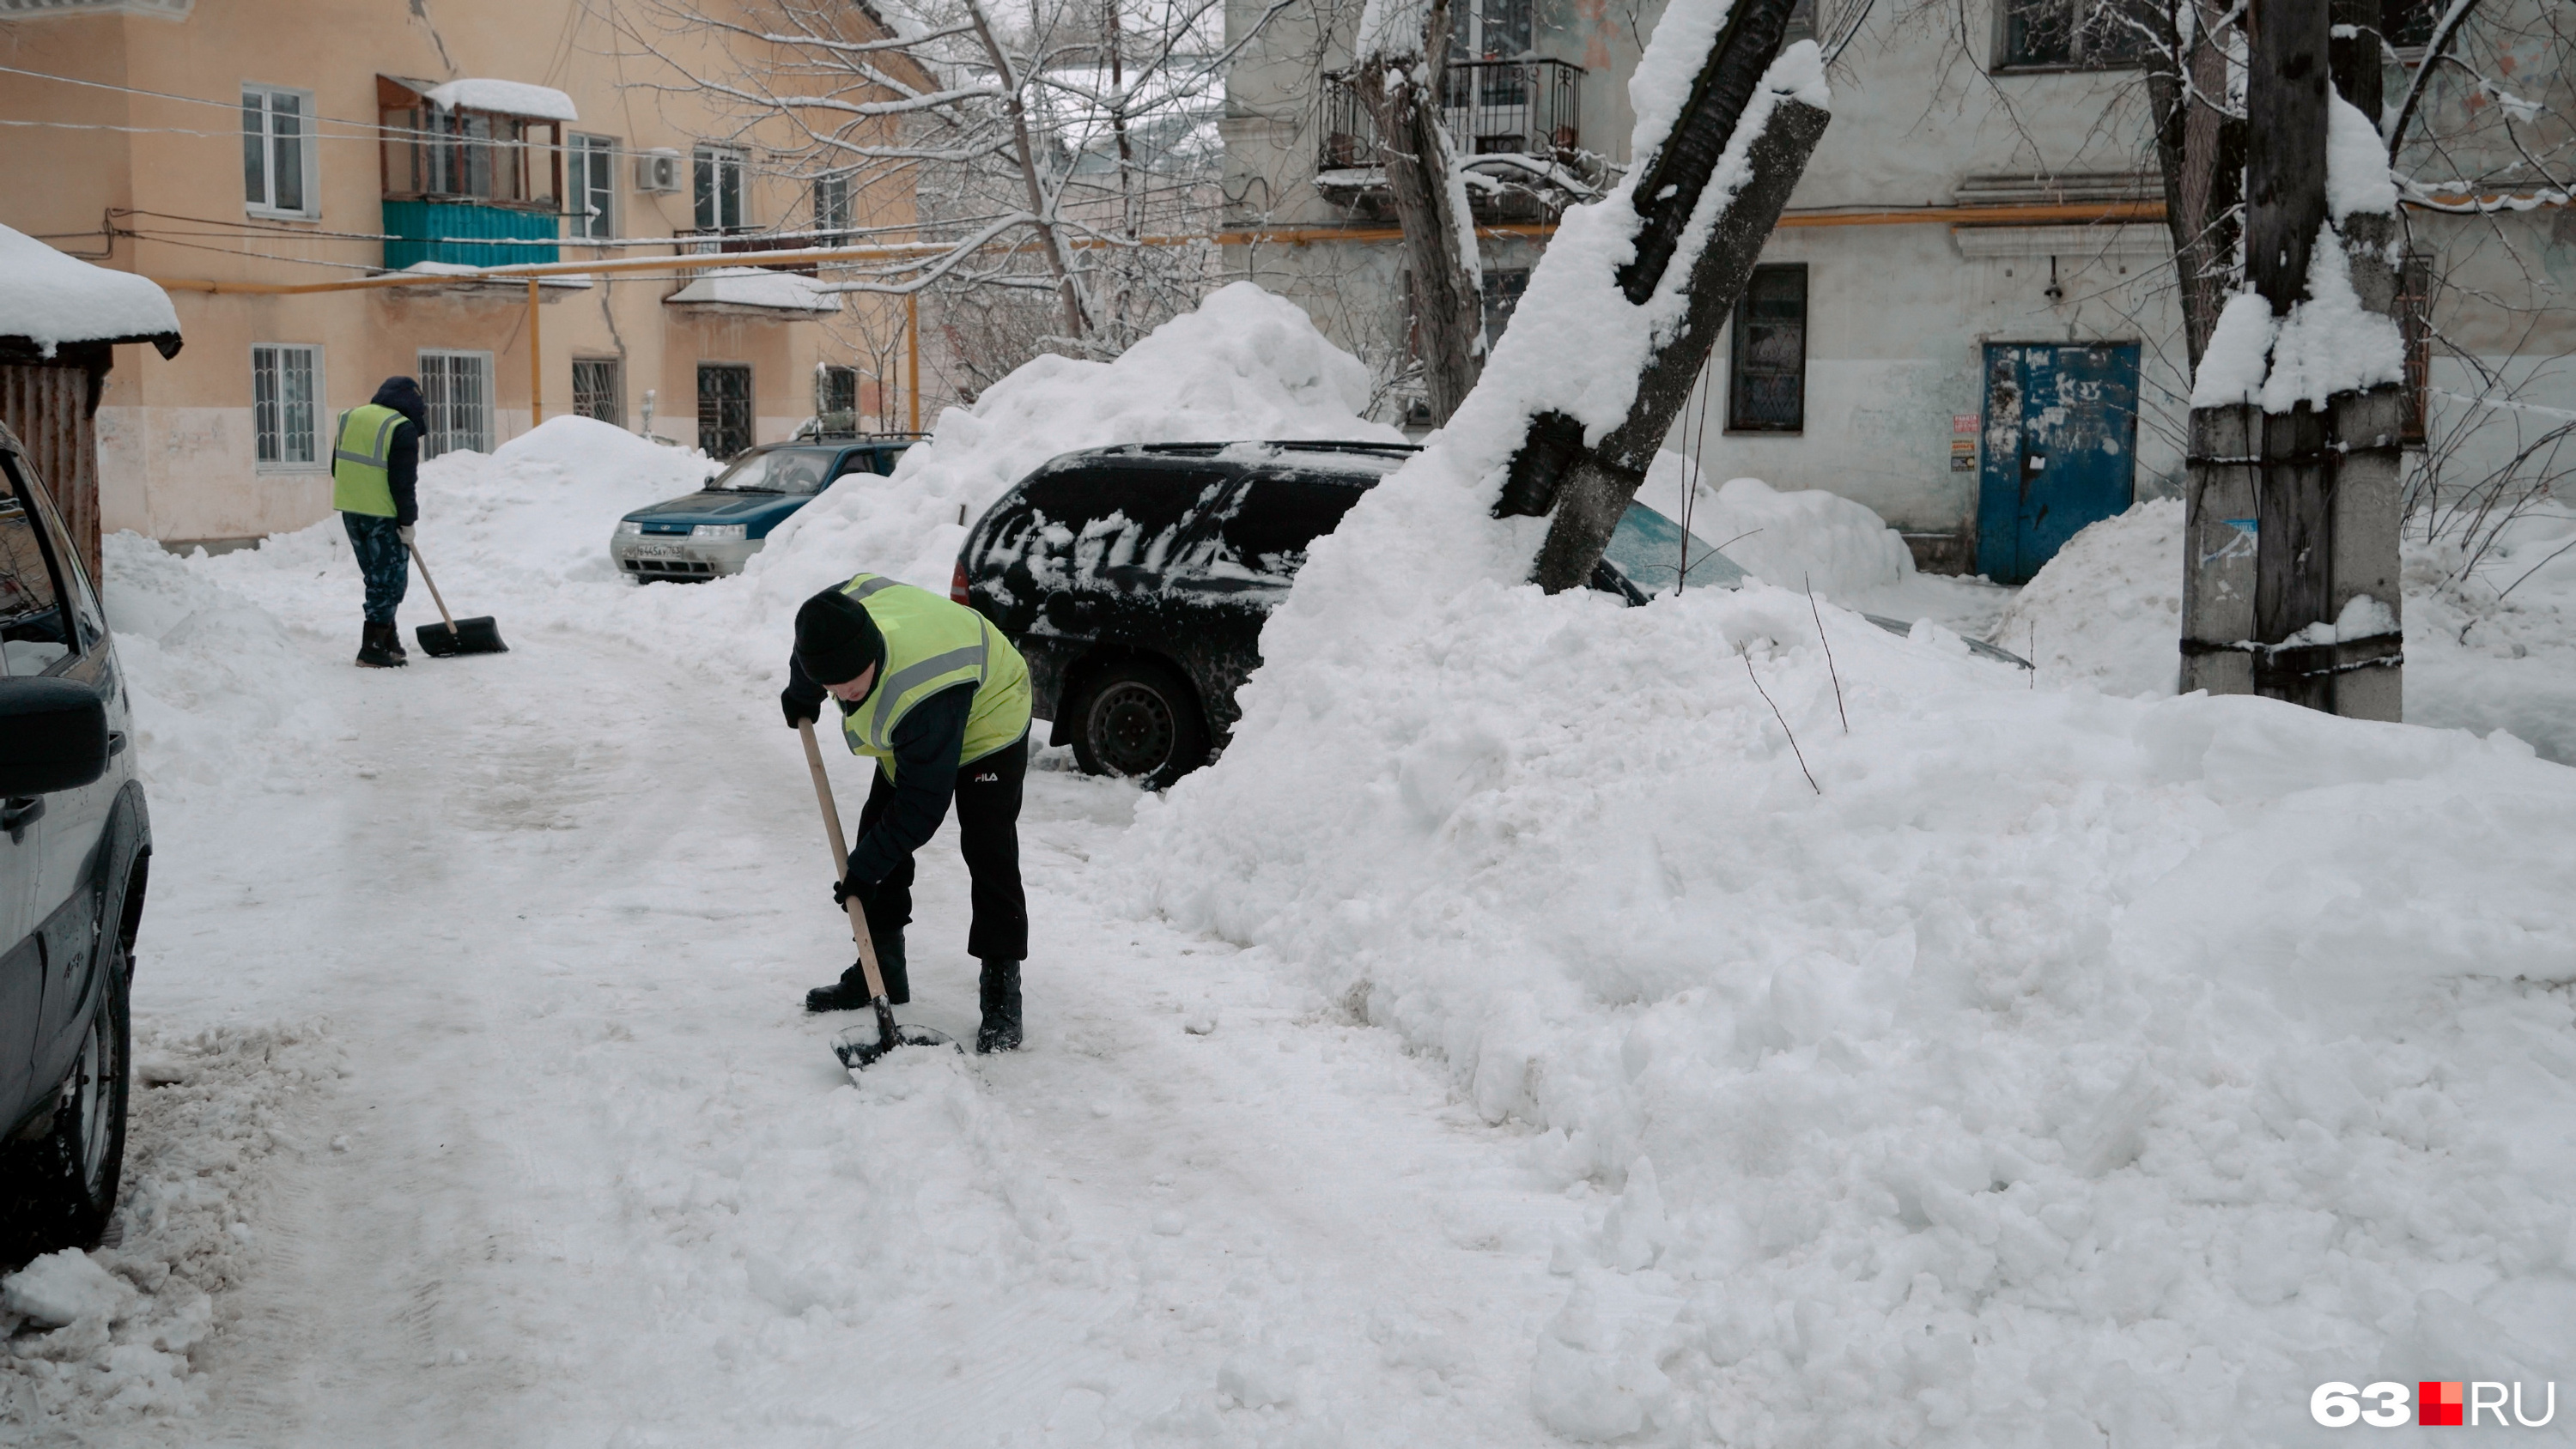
xmin=1067 ymin=658 xmax=1210 ymax=789
xmin=3 ymin=935 xmax=131 ymax=1262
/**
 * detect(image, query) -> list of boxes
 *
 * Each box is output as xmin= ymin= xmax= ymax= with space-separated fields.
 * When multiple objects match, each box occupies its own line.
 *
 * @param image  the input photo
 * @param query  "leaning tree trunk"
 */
xmin=1355 ymin=0 xmax=1485 ymax=426
xmin=2148 ymin=0 xmax=2246 ymax=366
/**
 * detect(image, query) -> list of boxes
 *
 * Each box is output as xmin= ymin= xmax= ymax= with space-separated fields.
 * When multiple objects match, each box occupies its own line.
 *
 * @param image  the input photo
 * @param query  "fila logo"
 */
xmin=2311 ymin=1381 xmax=2556 ymax=1428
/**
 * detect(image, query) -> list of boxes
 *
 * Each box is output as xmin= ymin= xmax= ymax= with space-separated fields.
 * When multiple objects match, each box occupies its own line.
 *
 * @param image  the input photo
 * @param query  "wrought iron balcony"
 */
xmin=1317 ymin=58 xmax=1585 ymax=217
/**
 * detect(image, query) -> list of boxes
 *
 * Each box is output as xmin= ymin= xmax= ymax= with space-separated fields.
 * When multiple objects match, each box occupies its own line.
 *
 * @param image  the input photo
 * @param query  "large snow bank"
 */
xmin=0 ymin=223 xmax=181 ymax=356
xmin=1989 ymin=500 xmax=2184 ymax=696
xmin=1651 ymin=458 xmax=1916 ymax=596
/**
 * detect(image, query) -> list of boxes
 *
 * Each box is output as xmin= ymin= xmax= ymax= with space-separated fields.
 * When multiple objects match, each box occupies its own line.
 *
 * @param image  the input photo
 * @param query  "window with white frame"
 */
xmin=694 ymin=146 xmax=747 ymax=232
xmin=242 ymin=84 xmax=318 ymax=216
xmin=568 ymin=134 xmax=617 ymax=239
xmin=417 ymin=350 xmax=495 ymax=458
xmin=251 ymin=343 xmax=324 ymax=468
xmin=814 ymin=171 xmax=851 ymax=238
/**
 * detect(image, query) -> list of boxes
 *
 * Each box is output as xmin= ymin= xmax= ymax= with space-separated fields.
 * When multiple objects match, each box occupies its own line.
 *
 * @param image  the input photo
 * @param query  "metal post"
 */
xmin=906 ymin=291 xmax=920 ymax=433
xmin=527 ymin=277 xmax=543 ymax=427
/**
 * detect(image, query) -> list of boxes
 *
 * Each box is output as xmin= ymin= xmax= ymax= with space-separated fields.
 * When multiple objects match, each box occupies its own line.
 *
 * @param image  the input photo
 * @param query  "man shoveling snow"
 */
xmin=781 ymin=574 xmax=1033 ymax=1052
xmin=330 ymin=376 xmax=428 ymax=669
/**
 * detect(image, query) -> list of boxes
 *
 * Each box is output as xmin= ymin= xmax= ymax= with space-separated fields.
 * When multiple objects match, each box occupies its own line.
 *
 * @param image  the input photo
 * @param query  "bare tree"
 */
xmin=1348 ymin=0 xmax=1486 ymax=424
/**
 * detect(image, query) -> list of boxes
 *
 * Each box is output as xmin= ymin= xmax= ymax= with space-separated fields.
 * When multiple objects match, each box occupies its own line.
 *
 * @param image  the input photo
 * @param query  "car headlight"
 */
xmin=617 ymin=520 xmax=643 ymax=537
xmin=692 ymin=524 xmax=748 ymax=542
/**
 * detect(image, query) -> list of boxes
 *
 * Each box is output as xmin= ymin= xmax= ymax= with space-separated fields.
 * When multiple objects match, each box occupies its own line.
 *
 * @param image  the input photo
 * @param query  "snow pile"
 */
xmin=422 ymin=77 xmax=579 ymax=121
xmin=2 ymin=1022 xmax=343 ymax=1431
xmin=750 ymin=280 xmax=1401 ymax=596
xmin=666 ymin=268 xmax=839 ymax=316
xmin=1989 ymin=500 xmax=2184 ymax=695
xmin=2325 ymin=93 xmax=2399 ymax=219
xmin=0 ymin=223 xmax=181 ymax=355
xmin=1672 ymin=467 xmax=1917 ymax=595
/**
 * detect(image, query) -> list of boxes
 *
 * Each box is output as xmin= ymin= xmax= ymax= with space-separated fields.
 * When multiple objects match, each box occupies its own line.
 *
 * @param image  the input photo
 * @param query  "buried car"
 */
xmin=611 ymin=436 xmax=914 ymax=581
xmin=956 ymin=441 xmax=2032 ymax=787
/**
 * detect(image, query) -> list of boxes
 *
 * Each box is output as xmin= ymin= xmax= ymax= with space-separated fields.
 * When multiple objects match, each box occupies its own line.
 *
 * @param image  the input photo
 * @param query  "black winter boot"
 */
xmin=975 ymin=959 xmax=1023 ymax=1054
xmin=355 ymin=622 xmax=407 ymax=668
xmin=804 ymin=932 xmax=907 ymax=1013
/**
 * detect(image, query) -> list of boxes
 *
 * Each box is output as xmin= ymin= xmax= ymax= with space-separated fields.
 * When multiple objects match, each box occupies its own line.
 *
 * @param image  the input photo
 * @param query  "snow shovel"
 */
xmin=798 ymin=719 xmax=959 ymax=1075
xmin=409 ymin=541 xmax=508 ymax=658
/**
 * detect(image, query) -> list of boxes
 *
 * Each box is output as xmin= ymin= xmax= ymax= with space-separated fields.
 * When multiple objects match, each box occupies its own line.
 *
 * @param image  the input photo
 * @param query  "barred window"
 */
xmin=1728 ymin=264 xmax=1807 ymax=433
xmin=252 ymin=343 xmax=323 ymax=468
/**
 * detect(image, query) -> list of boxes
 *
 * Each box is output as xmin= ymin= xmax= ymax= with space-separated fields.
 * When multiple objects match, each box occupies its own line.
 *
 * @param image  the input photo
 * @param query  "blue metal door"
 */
xmin=1976 ymin=343 xmax=2142 ymax=584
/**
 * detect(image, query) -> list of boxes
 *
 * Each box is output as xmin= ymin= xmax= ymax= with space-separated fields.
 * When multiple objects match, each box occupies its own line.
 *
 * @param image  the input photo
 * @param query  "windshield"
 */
xmin=1606 ymin=500 xmax=1748 ymax=594
xmin=708 ymin=447 xmax=838 ymax=494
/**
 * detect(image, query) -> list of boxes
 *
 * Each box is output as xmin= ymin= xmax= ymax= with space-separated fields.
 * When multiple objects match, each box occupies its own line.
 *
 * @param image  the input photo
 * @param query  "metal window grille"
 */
xmin=817 ymin=365 xmax=858 ymax=423
xmin=1319 ymin=60 xmax=1581 ymax=172
xmin=1999 ymin=0 xmax=2148 ymax=68
xmin=574 ymin=358 xmax=623 ymax=428
xmin=569 ymin=135 xmax=617 ymax=239
xmin=241 ymin=86 xmax=309 ymax=214
xmin=252 ymin=344 xmax=321 ymax=466
xmin=698 ymin=364 xmax=753 ymax=459
xmin=418 ymin=350 xmax=493 ymax=458
xmin=1728 ymin=264 xmax=1807 ymax=433
xmin=694 ymin=148 xmax=746 ymax=232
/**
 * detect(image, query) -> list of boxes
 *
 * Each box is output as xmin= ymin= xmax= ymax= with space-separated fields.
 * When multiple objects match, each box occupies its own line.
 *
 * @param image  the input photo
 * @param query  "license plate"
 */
xmin=633 ymin=542 xmax=683 ymax=557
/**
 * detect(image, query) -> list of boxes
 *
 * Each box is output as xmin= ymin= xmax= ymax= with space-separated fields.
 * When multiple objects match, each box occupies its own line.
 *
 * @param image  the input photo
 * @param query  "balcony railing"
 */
xmin=1318 ymin=58 xmax=1583 ymax=179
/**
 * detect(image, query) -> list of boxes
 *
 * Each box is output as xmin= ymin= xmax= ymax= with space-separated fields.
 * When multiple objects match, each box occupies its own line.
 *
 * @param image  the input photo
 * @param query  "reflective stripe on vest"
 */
xmin=835 ymin=572 xmax=1032 ymax=774
xmin=330 ymin=404 xmax=404 ymax=518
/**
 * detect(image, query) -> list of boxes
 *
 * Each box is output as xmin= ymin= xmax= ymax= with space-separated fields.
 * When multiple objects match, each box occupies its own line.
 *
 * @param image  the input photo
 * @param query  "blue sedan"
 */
xmin=611 ymin=439 xmax=914 ymax=581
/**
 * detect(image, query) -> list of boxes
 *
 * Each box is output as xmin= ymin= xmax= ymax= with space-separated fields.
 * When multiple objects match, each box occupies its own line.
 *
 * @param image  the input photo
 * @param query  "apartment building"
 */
xmin=1223 ymin=0 xmax=2570 ymax=580
xmin=0 ymin=0 xmax=925 ymax=549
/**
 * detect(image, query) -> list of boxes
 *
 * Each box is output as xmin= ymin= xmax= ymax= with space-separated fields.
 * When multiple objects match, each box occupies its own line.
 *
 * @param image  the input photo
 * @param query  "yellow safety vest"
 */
xmin=330 ymin=403 xmax=404 ymax=518
xmin=835 ymin=573 xmax=1031 ymax=775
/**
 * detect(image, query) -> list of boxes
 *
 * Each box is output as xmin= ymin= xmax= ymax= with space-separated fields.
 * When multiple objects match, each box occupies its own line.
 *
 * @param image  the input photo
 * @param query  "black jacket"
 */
xmin=368 ymin=377 xmax=427 ymax=527
xmin=785 ymin=654 xmax=976 ymax=885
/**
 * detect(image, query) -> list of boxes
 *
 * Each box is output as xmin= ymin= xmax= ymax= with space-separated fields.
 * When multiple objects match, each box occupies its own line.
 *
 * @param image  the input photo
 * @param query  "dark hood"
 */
xmin=371 ymin=376 xmax=428 ymax=427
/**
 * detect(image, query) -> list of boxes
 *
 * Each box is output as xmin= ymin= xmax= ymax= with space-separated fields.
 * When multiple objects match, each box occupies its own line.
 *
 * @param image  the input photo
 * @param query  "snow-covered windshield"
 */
xmin=708 ymin=447 xmax=838 ymax=494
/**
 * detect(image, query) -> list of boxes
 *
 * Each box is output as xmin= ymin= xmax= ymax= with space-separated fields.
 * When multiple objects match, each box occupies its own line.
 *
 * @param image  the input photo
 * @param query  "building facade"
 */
xmin=0 ymin=0 xmax=923 ymax=549
xmin=1222 ymin=0 xmax=2573 ymax=579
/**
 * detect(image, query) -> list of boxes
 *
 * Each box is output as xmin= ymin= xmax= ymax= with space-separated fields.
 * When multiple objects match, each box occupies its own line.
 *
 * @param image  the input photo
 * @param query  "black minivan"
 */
xmin=0 ymin=420 xmax=147 ymax=1264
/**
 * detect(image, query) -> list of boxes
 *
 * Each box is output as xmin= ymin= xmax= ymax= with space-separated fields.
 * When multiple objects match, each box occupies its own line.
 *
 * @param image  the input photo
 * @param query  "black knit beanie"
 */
xmin=793 ymin=585 xmax=885 ymax=685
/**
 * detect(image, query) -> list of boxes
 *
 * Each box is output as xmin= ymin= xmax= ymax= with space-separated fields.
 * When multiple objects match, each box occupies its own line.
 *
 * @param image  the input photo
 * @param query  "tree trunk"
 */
xmin=1356 ymin=0 xmax=1483 ymax=427
xmin=967 ymin=0 xmax=1092 ymax=341
xmin=2147 ymin=0 xmax=2245 ymax=364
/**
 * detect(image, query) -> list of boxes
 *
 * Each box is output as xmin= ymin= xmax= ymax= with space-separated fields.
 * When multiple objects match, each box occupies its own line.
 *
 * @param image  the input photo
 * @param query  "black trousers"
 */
xmin=854 ymin=736 xmax=1029 ymax=963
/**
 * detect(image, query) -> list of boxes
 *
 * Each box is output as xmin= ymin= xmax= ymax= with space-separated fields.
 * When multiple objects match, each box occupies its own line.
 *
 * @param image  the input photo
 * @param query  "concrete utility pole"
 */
xmin=1491 ymin=0 xmax=1827 ymax=592
xmin=2178 ymin=0 xmax=2404 ymax=717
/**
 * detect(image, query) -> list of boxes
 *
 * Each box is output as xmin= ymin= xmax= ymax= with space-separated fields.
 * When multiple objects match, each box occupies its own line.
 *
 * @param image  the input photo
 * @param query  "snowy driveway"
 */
xmin=68 ymin=601 xmax=1589 ymax=1447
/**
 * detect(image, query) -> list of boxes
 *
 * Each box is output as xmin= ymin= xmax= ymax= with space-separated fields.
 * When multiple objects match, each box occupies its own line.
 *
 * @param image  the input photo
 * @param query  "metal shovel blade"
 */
xmin=833 ymin=998 xmax=961 ymax=1076
xmin=416 ymin=616 xmax=508 ymax=658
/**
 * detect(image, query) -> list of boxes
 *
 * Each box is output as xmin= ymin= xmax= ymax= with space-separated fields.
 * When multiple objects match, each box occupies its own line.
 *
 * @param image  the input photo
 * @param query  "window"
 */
xmin=417 ymin=350 xmax=494 ymax=458
xmin=2399 ymin=251 xmax=2434 ymax=446
xmin=698 ymin=364 xmax=753 ymax=459
xmin=381 ymin=88 xmax=561 ymax=209
xmin=1728 ymin=264 xmax=1807 ymax=433
xmin=817 ymin=365 xmax=858 ymax=427
xmin=0 ymin=466 xmax=74 ymax=677
xmin=243 ymin=84 xmax=316 ymax=216
xmin=1998 ymin=0 xmax=2147 ymax=69
xmin=1208 ymin=476 xmax=1369 ymax=578
xmin=568 ymin=134 xmax=617 ymax=239
xmin=814 ymin=172 xmax=851 ymax=238
xmin=574 ymin=357 xmax=623 ymax=427
xmin=252 ymin=343 xmax=324 ymax=469
xmin=695 ymin=147 xmax=747 ymax=232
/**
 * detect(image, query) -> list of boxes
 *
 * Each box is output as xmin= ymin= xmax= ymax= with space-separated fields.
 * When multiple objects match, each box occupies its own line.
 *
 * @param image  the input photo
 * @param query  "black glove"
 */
xmin=831 ymin=875 xmax=873 ymax=909
xmin=781 ymin=683 xmax=823 ymax=729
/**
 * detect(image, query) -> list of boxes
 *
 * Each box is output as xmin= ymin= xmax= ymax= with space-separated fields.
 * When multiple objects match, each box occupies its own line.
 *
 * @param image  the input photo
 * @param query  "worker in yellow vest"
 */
xmin=781 ymin=573 xmax=1033 ymax=1052
xmin=329 ymin=377 xmax=427 ymax=668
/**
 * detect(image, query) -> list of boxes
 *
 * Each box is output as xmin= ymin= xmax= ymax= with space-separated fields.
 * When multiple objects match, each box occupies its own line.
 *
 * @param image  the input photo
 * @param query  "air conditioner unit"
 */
xmin=635 ymin=149 xmax=683 ymax=194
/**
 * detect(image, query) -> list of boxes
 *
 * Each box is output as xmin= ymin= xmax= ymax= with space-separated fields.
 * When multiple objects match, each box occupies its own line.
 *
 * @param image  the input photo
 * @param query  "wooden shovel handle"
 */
xmin=799 ymin=718 xmax=889 ymax=1001
xmin=408 ymin=539 xmax=462 ymax=636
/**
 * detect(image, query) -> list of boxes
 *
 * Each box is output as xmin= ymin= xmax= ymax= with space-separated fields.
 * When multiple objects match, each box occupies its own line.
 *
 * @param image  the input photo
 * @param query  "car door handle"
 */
xmin=2 ymin=796 xmax=39 ymax=841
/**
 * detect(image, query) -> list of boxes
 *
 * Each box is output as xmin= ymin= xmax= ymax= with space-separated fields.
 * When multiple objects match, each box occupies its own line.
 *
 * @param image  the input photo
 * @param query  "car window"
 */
xmin=12 ymin=457 xmax=101 ymax=651
xmin=1605 ymin=500 xmax=1749 ymax=594
xmin=711 ymin=447 xmax=836 ymax=494
xmin=1199 ymin=474 xmax=1369 ymax=580
xmin=0 ymin=469 xmax=74 ymax=677
xmin=987 ymin=465 xmax=1232 ymax=587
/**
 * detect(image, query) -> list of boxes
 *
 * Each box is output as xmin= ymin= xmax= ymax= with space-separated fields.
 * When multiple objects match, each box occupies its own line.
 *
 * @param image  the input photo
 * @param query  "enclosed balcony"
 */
xmin=1316 ymin=59 xmax=1591 ymax=221
xmin=377 ymin=76 xmax=569 ymax=270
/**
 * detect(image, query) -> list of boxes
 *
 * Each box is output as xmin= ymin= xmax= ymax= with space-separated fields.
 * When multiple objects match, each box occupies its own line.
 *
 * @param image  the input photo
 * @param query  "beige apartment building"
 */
xmin=0 ymin=0 xmax=924 ymax=548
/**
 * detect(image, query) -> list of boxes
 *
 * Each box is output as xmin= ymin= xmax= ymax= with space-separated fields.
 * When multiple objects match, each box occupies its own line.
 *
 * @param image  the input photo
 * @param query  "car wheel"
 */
xmin=3 ymin=936 xmax=131 ymax=1261
xmin=1069 ymin=658 xmax=1210 ymax=789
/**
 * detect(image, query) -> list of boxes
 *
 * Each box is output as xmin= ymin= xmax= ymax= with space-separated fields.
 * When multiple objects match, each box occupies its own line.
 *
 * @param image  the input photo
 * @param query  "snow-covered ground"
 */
xmin=7 ymin=287 xmax=2573 ymax=1446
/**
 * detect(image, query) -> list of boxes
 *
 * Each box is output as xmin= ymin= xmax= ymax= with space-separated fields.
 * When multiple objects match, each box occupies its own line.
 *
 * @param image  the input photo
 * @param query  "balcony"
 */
xmin=382 ymin=200 xmax=560 ymax=270
xmin=1317 ymin=59 xmax=1592 ymax=221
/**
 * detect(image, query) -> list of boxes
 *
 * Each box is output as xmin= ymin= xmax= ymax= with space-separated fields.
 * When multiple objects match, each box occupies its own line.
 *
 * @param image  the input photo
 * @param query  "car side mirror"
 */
xmin=0 ymin=677 xmax=110 ymax=795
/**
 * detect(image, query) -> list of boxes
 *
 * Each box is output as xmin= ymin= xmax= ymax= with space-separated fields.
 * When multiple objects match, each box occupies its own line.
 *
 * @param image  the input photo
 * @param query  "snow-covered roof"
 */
xmin=0 ymin=223 xmax=183 ymax=359
xmin=422 ymin=78 xmax=580 ymax=122
xmin=663 ymin=268 xmax=841 ymax=318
